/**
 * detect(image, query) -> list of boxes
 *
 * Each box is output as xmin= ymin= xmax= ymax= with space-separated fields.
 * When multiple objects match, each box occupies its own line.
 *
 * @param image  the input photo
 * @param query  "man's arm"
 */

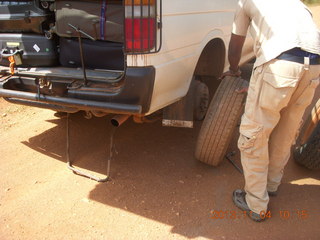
xmin=228 ymin=33 xmax=246 ymax=73
xmin=220 ymin=33 xmax=246 ymax=78
xmin=221 ymin=0 xmax=249 ymax=78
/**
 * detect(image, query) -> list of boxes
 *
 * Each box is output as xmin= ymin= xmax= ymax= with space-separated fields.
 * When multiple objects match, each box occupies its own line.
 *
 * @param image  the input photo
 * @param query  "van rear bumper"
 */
xmin=0 ymin=66 xmax=155 ymax=115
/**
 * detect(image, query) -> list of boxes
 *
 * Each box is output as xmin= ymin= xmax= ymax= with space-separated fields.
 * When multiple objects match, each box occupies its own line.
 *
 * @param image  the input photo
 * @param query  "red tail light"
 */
xmin=125 ymin=0 xmax=157 ymax=53
xmin=125 ymin=18 xmax=155 ymax=51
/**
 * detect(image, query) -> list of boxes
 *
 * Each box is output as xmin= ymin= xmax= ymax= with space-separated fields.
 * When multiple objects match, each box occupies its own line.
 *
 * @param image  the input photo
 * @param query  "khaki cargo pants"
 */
xmin=238 ymin=59 xmax=320 ymax=214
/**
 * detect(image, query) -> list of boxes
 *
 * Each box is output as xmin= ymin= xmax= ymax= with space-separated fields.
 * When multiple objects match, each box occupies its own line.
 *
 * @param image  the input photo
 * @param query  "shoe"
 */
xmin=268 ymin=191 xmax=277 ymax=197
xmin=232 ymin=189 xmax=265 ymax=222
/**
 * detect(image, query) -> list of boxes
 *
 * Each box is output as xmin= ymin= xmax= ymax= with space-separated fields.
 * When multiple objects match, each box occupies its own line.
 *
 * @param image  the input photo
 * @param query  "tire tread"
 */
xmin=195 ymin=76 xmax=247 ymax=166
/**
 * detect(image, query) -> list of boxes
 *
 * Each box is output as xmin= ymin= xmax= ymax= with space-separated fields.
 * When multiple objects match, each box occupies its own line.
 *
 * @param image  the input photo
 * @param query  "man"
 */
xmin=223 ymin=0 xmax=320 ymax=222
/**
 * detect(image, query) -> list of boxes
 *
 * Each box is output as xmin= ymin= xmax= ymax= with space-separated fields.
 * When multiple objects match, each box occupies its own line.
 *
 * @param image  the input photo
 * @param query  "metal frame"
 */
xmin=66 ymin=113 xmax=117 ymax=182
xmin=226 ymin=151 xmax=243 ymax=174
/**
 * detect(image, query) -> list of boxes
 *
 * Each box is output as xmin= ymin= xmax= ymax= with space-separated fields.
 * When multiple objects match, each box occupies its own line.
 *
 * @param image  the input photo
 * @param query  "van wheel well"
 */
xmin=194 ymin=38 xmax=226 ymax=101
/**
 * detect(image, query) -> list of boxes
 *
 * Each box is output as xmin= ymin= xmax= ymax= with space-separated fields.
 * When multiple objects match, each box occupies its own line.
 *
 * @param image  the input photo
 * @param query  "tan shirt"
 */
xmin=232 ymin=0 xmax=320 ymax=67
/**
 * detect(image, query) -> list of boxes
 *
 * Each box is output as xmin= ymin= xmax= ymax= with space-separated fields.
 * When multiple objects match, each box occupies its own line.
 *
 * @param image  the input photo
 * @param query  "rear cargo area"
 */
xmin=0 ymin=0 xmax=158 ymax=115
xmin=0 ymin=0 xmax=125 ymax=80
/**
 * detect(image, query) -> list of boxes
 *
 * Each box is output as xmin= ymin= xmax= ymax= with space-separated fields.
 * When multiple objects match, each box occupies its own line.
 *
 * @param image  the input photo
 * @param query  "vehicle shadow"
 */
xmin=21 ymin=111 xmax=320 ymax=239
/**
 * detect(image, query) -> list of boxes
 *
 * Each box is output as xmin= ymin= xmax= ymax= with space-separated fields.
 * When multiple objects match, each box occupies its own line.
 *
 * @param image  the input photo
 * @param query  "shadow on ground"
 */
xmin=21 ymin=110 xmax=320 ymax=239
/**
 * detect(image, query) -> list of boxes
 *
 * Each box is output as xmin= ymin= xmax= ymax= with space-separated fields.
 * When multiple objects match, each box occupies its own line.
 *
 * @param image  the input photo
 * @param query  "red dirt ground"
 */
xmin=0 ymin=5 xmax=320 ymax=240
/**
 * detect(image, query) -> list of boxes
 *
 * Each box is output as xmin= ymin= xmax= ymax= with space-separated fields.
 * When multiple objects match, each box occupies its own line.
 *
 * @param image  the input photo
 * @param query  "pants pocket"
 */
xmin=238 ymin=114 xmax=263 ymax=157
xmin=259 ymin=71 xmax=299 ymax=112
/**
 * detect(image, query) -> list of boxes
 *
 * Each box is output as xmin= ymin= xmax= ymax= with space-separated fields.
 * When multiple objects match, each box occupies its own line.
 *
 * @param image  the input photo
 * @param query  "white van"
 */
xmin=0 ymin=0 xmax=253 ymax=168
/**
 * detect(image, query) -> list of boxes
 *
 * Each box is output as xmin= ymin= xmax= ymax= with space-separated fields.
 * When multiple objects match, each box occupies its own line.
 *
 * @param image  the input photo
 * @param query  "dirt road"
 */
xmin=1 ymin=5 xmax=320 ymax=240
xmin=1 ymin=95 xmax=320 ymax=240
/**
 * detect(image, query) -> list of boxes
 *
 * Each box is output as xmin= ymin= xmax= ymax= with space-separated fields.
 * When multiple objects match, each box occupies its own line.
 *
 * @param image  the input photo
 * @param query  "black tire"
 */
xmin=294 ymin=122 xmax=320 ymax=170
xmin=195 ymin=76 xmax=248 ymax=166
xmin=193 ymin=80 xmax=210 ymax=121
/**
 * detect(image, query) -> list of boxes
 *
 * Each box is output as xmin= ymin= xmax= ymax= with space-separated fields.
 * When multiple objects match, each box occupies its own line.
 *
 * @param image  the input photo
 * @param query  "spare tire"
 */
xmin=195 ymin=76 xmax=248 ymax=166
xmin=294 ymin=122 xmax=320 ymax=170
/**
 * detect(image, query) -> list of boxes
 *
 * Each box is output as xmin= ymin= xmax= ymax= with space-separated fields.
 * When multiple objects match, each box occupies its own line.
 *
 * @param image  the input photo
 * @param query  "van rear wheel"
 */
xmin=195 ymin=76 xmax=247 ymax=166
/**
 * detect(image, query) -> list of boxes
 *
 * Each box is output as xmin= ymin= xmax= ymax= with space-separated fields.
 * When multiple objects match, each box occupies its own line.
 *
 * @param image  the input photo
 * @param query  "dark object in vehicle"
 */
xmin=0 ymin=1 xmax=53 ymax=34
xmin=59 ymin=37 xmax=124 ymax=70
xmin=0 ymin=33 xmax=58 ymax=67
xmin=55 ymin=0 xmax=123 ymax=42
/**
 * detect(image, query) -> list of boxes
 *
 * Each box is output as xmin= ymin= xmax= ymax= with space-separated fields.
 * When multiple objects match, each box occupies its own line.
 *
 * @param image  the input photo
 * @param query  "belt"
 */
xmin=277 ymin=48 xmax=320 ymax=65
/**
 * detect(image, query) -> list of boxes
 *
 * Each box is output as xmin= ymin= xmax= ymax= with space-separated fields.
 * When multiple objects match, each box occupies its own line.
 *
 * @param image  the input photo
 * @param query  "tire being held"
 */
xmin=195 ymin=76 xmax=248 ymax=166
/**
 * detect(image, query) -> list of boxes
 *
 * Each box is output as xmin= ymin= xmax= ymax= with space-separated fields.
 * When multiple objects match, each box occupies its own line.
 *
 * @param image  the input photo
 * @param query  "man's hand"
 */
xmin=236 ymin=79 xmax=249 ymax=94
xmin=235 ymin=86 xmax=248 ymax=94
xmin=220 ymin=67 xmax=242 ymax=79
